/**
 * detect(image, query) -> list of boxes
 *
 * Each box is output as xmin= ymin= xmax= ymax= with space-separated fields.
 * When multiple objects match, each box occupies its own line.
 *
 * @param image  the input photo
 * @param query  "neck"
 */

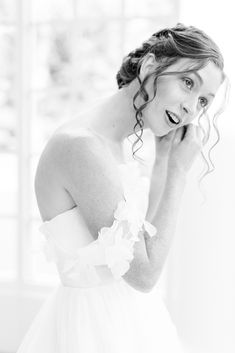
xmin=83 ymin=78 xmax=146 ymax=145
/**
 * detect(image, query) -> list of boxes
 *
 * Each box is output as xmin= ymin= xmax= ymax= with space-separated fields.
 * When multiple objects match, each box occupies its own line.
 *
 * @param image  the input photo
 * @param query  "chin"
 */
xmin=147 ymin=119 xmax=170 ymax=137
xmin=150 ymin=127 xmax=170 ymax=137
xmin=159 ymin=131 xmax=170 ymax=137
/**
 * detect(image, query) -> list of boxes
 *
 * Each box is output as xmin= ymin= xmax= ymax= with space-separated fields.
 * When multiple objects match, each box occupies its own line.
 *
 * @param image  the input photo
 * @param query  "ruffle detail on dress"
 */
xmin=94 ymin=161 xmax=157 ymax=280
xmin=37 ymin=160 xmax=157 ymax=285
xmin=97 ymin=188 xmax=157 ymax=279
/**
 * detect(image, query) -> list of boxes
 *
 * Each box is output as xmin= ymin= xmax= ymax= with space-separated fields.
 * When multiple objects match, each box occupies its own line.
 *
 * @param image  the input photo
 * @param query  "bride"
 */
xmin=17 ymin=23 xmax=225 ymax=353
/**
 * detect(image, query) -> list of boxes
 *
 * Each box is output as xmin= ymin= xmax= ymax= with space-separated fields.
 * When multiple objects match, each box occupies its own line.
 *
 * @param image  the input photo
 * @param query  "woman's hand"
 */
xmin=168 ymin=124 xmax=204 ymax=174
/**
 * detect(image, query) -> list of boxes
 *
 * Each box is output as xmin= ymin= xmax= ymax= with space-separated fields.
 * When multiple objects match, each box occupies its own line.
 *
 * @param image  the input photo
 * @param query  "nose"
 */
xmin=181 ymin=97 xmax=198 ymax=117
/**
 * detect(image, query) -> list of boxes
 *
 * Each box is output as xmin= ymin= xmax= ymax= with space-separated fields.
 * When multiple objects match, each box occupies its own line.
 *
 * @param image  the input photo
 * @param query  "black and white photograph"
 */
xmin=0 ymin=0 xmax=234 ymax=352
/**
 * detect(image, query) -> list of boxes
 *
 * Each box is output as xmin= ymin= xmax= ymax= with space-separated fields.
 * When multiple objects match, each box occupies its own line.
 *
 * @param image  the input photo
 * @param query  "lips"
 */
xmin=165 ymin=110 xmax=181 ymax=126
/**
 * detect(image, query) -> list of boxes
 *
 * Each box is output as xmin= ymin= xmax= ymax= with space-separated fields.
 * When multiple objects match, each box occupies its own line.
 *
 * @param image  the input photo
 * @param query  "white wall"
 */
xmin=163 ymin=1 xmax=235 ymax=352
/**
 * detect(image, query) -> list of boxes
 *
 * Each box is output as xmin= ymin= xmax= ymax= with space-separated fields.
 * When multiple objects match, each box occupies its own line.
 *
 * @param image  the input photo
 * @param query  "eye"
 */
xmin=183 ymin=77 xmax=194 ymax=90
xmin=199 ymin=97 xmax=208 ymax=108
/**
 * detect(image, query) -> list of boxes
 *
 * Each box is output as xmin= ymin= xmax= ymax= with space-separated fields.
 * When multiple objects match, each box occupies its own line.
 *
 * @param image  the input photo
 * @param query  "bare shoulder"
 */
xmin=35 ymin=130 xmax=151 ymax=291
xmin=50 ymin=130 xmax=124 ymax=236
xmin=35 ymin=127 xmax=107 ymax=179
xmin=34 ymin=128 xmax=111 ymax=218
xmin=52 ymin=129 xmax=122 ymax=187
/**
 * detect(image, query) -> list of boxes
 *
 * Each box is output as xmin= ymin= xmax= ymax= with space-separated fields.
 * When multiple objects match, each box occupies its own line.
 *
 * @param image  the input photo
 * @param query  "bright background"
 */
xmin=0 ymin=0 xmax=234 ymax=352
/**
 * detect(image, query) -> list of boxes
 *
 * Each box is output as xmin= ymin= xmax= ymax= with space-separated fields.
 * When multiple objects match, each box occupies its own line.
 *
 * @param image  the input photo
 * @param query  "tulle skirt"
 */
xmin=16 ymin=280 xmax=183 ymax=353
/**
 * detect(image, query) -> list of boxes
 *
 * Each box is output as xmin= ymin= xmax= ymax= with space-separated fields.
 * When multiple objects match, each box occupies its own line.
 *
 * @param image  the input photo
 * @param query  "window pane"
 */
xmin=71 ymin=20 xmax=121 ymax=100
xmin=31 ymin=20 xmax=122 ymax=154
xmin=0 ymin=26 xmax=17 ymax=153
xmin=0 ymin=26 xmax=16 ymax=81
xmin=30 ymin=154 xmax=42 ymax=218
xmin=124 ymin=0 xmax=176 ymax=17
xmin=32 ymin=25 xmax=72 ymax=90
xmin=124 ymin=19 xmax=165 ymax=54
xmin=0 ymin=218 xmax=17 ymax=278
xmin=0 ymin=153 xmax=17 ymax=214
xmin=0 ymin=0 xmax=16 ymax=22
xmin=31 ymin=0 xmax=74 ymax=22
xmin=30 ymin=90 xmax=73 ymax=155
xmin=31 ymin=22 xmax=80 ymax=130
xmin=77 ymin=0 xmax=122 ymax=17
xmin=32 ymin=21 xmax=121 ymax=91
xmin=0 ymin=103 xmax=16 ymax=152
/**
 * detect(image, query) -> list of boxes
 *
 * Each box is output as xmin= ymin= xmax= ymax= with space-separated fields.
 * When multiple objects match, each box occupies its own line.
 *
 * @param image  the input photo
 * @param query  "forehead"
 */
xmin=166 ymin=58 xmax=223 ymax=93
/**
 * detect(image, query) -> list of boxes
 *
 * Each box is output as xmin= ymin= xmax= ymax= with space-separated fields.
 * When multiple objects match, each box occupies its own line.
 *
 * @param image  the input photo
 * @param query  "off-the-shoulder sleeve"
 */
xmin=95 ymin=195 xmax=157 ymax=279
xmin=38 ymin=161 xmax=157 ymax=282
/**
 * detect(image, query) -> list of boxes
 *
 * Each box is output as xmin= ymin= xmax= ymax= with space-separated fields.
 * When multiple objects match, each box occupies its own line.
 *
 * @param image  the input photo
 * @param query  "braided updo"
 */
xmin=116 ymin=23 xmax=226 ymax=182
xmin=117 ymin=23 xmax=223 ymax=89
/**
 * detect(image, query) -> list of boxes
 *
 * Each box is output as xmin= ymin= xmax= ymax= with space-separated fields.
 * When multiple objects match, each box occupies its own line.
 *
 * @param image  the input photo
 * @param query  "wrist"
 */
xmin=167 ymin=163 xmax=187 ymax=179
xmin=153 ymin=156 xmax=168 ymax=168
xmin=166 ymin=167 xmax=187 ymax=189
xmin=152 ymin=158 xmax=168 ymax=180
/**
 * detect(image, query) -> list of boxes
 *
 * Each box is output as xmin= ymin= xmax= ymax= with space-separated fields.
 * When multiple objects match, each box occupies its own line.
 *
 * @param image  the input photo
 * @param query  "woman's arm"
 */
xmin=143 ymin=125 xmax=203 ymax=290
xmin=146 ymin=158 xmax=169 ymax=223
xmin=144 ymin=168 xmax=186 ymax=286
xmin=146 ymin=131 xmax=175 ymax=223
xmin=122 ymin=166 xmax=185 ymax=292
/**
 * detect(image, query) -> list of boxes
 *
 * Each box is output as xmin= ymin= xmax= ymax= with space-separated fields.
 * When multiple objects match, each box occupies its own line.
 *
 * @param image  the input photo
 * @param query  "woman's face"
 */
xmin=143 ymin=58 xmax=223 ymax=136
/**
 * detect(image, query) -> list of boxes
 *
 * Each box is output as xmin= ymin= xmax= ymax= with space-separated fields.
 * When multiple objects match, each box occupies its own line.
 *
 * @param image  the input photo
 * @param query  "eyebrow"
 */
xmin=192 ymin=72 xmax=215 ymax=98
xmin=193 ymin=72 xmax=203 ymax=84
xmin=208 ymin=92 xmax=215 ymax=98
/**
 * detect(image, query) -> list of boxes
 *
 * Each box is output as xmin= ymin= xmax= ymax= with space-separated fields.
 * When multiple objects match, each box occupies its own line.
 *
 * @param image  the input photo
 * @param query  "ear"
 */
xmin=139 ymin=53 xmax=157 ymax=81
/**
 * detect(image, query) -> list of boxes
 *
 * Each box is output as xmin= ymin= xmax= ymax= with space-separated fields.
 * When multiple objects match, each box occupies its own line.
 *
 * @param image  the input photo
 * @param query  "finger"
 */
xmin=173 ymin=126 xmax=185 ymax=144
xmin=183 ymin=124 xmax=197 ymax=141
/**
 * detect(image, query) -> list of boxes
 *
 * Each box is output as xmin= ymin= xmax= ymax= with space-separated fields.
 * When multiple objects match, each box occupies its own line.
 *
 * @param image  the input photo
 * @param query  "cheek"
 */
xmin=157 ymin=81 xmax=182 ymax=102
xmin=156 ymin=83 xmax=170 ymax=98
xmin=189 ymin=109 xmax=202 ymax=124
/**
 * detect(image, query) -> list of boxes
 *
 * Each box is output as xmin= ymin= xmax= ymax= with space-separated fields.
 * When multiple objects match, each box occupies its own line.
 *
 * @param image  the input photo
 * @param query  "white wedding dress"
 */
xmin=16 ymin=160 xmax=183 ymax=353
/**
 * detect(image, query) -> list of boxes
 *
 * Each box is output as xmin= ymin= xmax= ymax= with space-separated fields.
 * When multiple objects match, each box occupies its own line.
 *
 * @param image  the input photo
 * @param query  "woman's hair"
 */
xmin=116 ymin=23 xmax=227 ymax=184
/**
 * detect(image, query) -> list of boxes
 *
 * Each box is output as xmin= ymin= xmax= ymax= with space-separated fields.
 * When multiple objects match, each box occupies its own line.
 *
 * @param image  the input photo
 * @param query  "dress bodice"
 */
xmin=38 ymin=161 xmax=157 ymax=288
